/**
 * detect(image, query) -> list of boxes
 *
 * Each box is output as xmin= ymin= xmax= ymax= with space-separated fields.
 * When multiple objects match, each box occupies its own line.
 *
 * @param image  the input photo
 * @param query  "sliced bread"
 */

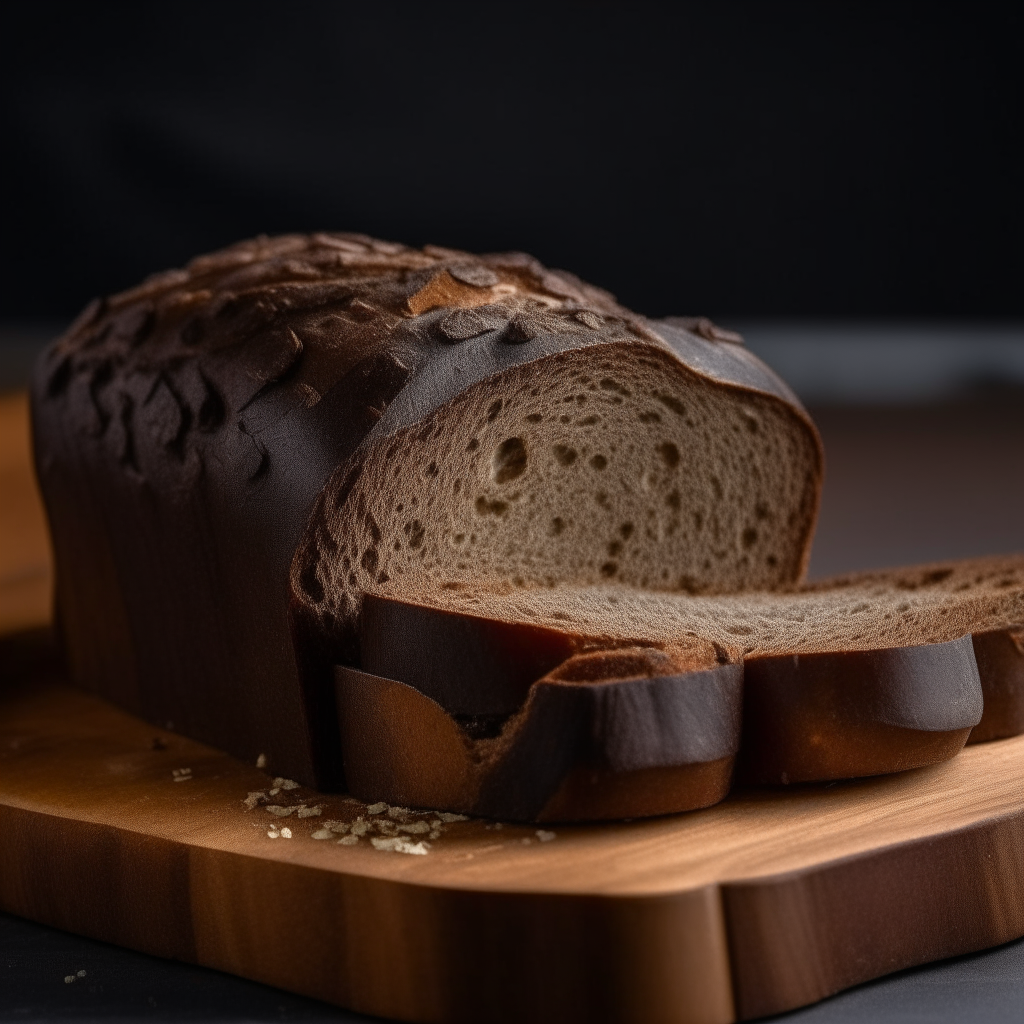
xmin=334 ymin=556 xmax=1024 ymax=818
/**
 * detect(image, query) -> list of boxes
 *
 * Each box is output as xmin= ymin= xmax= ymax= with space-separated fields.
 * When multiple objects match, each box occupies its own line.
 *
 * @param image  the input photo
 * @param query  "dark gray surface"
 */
xmin=0 ymin=911 xmax=366 ymax=1022
xmin=805 ymin=396 xmax=1024 ymax=578
xmin=774 ymin=936 xmax=1024 ymax=1023
xmin=3 ymin=910 xmax=1023 ymax=1023
xmin=738 ymin=322 xmax=1024 ymax=404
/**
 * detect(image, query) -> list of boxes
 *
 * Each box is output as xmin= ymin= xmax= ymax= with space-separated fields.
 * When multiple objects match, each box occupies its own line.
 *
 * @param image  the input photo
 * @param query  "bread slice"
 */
xmin=31 ymin=233 xmax=821 ymax=787
xmin=332 ymin=555 xmax=1024 ymax=818
xmin=798 ymin=558 xmax=1024 ymax=747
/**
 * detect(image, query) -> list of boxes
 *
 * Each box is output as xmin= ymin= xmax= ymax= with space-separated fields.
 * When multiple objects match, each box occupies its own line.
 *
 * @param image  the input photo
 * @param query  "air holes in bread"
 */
xmin=492 ymin=438 xmax=528 ymax=484
xmin=658 ymin=442 xmax=680 ymax=468
xmin=554 ymin=445 xmax=577 ymax=467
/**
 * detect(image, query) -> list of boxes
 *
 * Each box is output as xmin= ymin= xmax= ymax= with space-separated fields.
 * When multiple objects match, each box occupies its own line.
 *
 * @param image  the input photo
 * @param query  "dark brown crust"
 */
xmin=31 ymin=233 xmax=821 ymax=789
xmin=359 ymin=592 xmax=727 ymax=718
xmin=968 ymin=628 xmax=1024 ymax=743
xmin=335 ymin=657 xmax=742 ymax=823
xmin=799 ymin=558 xmax=1024 ymax=744
xmin=360 ymin=593 xmax=585 ymax=717
xmin=335 ymin=667 xmax=478 ymax=812
xmin=738 ymin=636 xmax=983 ymax=784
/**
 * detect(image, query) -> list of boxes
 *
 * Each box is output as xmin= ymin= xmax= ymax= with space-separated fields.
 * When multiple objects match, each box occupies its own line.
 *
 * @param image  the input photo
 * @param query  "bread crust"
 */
xmin=31 ymin=233 xmax=821 ymax=787
xmin=739 ymin=637 xmax=982 ymax=784
xmin=968 ymin=628 xmax=1024 ymax=743
xmin=336 ymin=653 xmax=742 ymax=822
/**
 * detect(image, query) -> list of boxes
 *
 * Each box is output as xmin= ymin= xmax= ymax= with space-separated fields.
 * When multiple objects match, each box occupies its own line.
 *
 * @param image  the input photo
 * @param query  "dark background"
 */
xmin=2 ymin=2 xmax=1022 ymax=321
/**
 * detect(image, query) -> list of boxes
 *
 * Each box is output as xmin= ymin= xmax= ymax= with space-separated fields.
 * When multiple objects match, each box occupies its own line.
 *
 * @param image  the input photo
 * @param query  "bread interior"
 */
xmin=294 ymin=343 xmax=821 ymax=633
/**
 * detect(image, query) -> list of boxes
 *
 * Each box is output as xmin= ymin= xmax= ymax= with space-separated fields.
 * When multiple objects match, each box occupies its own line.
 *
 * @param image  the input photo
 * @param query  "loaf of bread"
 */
xmin=35 ymin=233 xmax=1022 ymax=822
xmin=31 ymin=233 xmax=822 ymax=790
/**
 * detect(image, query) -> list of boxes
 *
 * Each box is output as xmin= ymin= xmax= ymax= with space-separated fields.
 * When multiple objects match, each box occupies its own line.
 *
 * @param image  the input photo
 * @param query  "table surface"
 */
xmin=3 ymin=374 xmax=1024 ymax=1022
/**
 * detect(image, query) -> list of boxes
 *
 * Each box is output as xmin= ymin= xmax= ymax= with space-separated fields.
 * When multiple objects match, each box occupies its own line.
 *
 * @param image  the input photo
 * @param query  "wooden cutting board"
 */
xmin=2 ymin=391 xmax=1023 ymax=1024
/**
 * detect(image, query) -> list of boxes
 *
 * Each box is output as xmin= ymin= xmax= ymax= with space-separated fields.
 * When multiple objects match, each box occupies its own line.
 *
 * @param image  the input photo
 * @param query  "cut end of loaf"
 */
xmin=293 ymin=342 xmax=821 ymax=644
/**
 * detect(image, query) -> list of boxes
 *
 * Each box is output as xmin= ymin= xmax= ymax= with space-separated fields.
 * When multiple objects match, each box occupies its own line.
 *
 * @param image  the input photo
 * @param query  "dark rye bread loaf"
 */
xmin=31 ymin=233 xmax=822 ymax=789
xmin=339 ymin=556 xmax=1024 ymax=819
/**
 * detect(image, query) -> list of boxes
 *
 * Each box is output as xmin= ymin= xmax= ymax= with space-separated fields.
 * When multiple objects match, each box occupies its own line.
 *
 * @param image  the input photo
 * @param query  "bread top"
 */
xmin=375 ymin=555 xmax=1024 ymax=662
xmin=37 ymin=232 xmax=810 ymax=486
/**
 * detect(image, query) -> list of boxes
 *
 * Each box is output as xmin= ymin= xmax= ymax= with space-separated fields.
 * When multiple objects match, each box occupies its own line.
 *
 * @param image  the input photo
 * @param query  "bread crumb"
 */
xmin=265 ymin=805 xmax=297 ymax=817
xmin=273 ymin=778 xmax=300 ymax=790
xmin=256 ymin=753 xmax=267 ymax=768
xmin=265 ymin=805 xmax=453 ymax=849
xmin=366 ymin=802 xmax=387 ymax=814
xmin=485 ymin=822 xmax=504 ymax=830
xmin=243 ymin=791 xmax=267 ymax=810
xmin=399 ymin=821 xmax=430 ymax=834
xmin=171 ymin=768 xmax=192 ymax=782
xmin=536 ymin=830 xmax=556 ymax=842
xmin=437 ymin=812 xmax=468 ymax=822
xmin=64 ymin=975 xmax=75 ymax=984
xmin=371 ymin=836 xmax=430 ymax=855
xmin=77 ymin=970 xmax=86 ymax=977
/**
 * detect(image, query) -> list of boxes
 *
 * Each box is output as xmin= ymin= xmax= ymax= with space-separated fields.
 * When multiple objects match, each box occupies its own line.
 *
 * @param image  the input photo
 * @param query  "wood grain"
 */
xmin=0 ymin=393 xmax=51 ymax=635
xmin=2 ymin=390 xmax=1024 ymax=1022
